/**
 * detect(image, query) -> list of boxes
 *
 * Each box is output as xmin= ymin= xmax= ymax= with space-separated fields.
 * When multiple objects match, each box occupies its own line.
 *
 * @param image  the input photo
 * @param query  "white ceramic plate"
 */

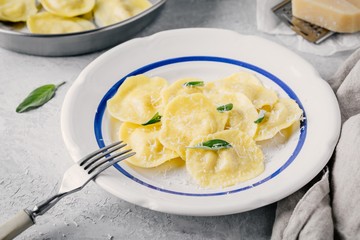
xmin=61 ymin=28 xmax=341 ymax=216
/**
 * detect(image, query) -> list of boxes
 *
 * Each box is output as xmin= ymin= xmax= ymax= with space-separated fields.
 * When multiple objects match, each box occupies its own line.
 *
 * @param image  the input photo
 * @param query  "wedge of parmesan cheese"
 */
xmin=292 ymin=0 xmax=360 ymax=33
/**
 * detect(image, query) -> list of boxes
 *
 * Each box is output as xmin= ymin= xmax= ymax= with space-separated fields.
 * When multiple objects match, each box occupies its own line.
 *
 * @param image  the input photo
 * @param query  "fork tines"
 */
xmin=78 ymin=141 xmax=135 ymax=175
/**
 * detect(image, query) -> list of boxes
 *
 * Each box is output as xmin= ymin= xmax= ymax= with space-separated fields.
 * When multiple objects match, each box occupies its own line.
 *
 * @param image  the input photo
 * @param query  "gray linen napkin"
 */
xmin=271 ymin=48 xmax=360 ymax=240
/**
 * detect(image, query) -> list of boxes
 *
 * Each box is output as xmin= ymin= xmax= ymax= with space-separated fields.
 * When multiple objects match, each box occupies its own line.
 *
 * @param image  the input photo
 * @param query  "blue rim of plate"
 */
xmin=94 ymin=56 xmax=307 ymax=197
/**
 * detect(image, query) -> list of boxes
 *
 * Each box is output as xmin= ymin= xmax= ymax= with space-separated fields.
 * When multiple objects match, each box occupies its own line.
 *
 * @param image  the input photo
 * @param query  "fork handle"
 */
xmin=0 ymin=210 xmax=34 ymax=240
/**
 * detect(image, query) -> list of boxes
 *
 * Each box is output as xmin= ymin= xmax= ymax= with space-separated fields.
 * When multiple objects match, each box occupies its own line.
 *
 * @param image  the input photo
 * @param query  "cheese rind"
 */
xmin=292 ymin=0 xmax=360 ymax=33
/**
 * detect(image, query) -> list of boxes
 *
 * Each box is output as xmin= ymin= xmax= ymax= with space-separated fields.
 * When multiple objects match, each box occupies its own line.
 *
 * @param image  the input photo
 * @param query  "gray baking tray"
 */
xmin=0 ymin=0 xmax=166 ymax=56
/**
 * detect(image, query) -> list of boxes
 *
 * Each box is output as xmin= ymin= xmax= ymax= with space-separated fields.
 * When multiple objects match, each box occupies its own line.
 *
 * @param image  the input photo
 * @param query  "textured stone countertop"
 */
xmin=0 ymin=0 xmax=351 ymax=239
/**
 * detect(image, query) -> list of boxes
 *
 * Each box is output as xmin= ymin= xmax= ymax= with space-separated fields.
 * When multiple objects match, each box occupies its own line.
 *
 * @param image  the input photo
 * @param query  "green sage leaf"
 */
xmin=16 ymin=82 xmax=66 ymax=113
xmin=142 ymin=112 xmax=162 ymax=126
xmin=187 ymin=139 xmax=232 ymax=150
xmin=254 ymin=109 xmax=266 ymax=124
xmin=183 ymin=81 xmax=204 ymax=87
xmin=217 ymin=103 xmax=233 ymax=113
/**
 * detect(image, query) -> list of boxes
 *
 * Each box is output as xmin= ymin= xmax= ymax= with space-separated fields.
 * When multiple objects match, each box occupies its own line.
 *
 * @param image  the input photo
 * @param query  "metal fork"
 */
xmin=0 ymin=141 xmax=135 ymax=240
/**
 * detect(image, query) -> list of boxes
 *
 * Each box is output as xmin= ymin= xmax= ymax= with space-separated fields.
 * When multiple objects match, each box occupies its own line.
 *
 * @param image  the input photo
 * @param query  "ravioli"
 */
xmin=160 ymin=77 xmax=204 ymax=108
xmin=94 ymin=0 xmax=151 ymax=27
xmin=159 ymin=93 xmax=227 ymax=159
xmin=93 ymin=0 xmax=131 ymax=27
xmin=119 ymin=122 xmax=179 ymax=168
xmin=205 ymin=72 xmax=278 ymax=109
xmin=254 ymin=98 xmax=303 ymax=141
xmin=107 ymin=75 xmax=168 ymax=125
xmin=219 ymin=93 xmax=258 ymax=137
xmin=122 ymin=0 xmax=152 ymax=15
xmin=0 ymin=0 xmax=38 ymax=22
xmin=207 ymin=93 xmax=259 ymax=137
xmin=41 ymin=0 xmax=95 ymax=17
xmin=27 ymin=12 xmax=96 ymax=34
xmin=186 ymin=129 xmax=264 ymax=188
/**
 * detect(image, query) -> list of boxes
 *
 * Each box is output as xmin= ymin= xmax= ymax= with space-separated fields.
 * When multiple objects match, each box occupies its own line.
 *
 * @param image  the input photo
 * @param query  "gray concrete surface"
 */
xmin=0 ymin=0 xmax=351 ymax=239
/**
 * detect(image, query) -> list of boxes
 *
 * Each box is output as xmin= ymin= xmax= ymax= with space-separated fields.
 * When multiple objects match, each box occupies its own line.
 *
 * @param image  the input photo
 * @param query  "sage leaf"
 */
xmin=183 ymin=81 xmax=204 ymax=87
xmin=16 ymin=82 xmax=66 ymax=113
xmin=254 ymin=109 xmax=266 ymax=124
xmin=187 ymin=139 xmax=232 ymax=150
xmin=217 ymin=103 xmax=233 ymax=113
xmin=142 ymin=112 xmax=161 ymax=126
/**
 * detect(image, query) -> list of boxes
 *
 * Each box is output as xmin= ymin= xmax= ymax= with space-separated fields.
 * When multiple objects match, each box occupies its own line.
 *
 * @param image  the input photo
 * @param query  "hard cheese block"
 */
xmin=292 ymin=0 xmax=360 ymax=33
